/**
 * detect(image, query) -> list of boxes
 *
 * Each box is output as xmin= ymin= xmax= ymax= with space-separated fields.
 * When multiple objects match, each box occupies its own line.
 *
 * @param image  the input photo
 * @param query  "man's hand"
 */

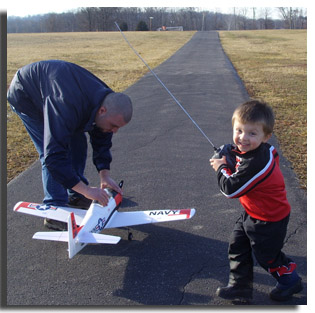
xmin=84 ymin=187 xmax=110 ymax=206
xmin=99 ymin=169 xmax=123 ymax=195
xmin=71 ymin=181 xmax=110 ymax=206
xmin=210 ymin=155 xmax=227 ymax=172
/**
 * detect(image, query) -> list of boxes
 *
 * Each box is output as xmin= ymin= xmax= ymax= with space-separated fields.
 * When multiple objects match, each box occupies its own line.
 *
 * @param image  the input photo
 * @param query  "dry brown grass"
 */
xmin=219 ymin=30 xmax=307 ymax=189
xmin=7 ymin=31 xmax=195 ymax=182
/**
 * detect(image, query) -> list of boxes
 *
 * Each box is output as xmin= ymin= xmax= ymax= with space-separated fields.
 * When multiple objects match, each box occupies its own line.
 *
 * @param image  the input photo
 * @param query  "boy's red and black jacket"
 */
xmin=216 ymin=143 xmax=291 ymax=222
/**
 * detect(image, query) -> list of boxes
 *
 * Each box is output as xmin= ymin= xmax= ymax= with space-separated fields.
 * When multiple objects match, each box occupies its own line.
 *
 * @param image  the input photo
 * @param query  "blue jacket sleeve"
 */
xmin=89 ymin=126 xmax=113 ymax=171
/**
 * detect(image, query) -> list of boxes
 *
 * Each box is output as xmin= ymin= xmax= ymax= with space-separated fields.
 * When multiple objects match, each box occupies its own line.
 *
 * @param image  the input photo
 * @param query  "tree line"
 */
xmin=7 ymin=7 xmax=307 ymax=33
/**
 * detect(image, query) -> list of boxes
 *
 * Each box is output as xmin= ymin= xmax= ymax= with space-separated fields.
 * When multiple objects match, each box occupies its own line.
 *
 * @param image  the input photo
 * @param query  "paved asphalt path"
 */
xmin=6 ymin=31 xmax=307 ymax=306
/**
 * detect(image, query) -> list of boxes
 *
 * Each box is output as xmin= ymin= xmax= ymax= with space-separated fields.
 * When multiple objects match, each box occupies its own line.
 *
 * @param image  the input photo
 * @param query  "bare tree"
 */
xmin=257 ymin=7 xmax=275 ymax=29
xmin=278 ymin=7 xmax=293 ymax=29
xmin=7 ymin=7 xmax=307 ymax=33
xmin=238 ymin=7 xmax=249 ymax=29
xmin=252 ymin=7 xmax=257 ymax=29
xmin=79 ymin=7 xmax=98 ymax=31
xmin=45 ymin=13 xmax=58 ymax=32
xmin=278 ymin=7 xmax=307 ymax=29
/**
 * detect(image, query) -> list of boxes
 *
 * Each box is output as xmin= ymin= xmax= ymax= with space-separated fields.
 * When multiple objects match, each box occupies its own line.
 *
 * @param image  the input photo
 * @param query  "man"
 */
xmin=7 ymin=60 xmax=133 ymax=230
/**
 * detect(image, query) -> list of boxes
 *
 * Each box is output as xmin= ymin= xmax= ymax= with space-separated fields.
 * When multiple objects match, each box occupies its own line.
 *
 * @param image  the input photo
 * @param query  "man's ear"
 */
xmin=98 ymin=106 xmax=107 ymax=116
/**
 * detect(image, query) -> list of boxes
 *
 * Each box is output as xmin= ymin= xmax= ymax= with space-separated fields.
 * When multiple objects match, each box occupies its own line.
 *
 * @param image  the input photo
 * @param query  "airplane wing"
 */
xmin=13 ymin=201 xmax=86 ymax=225
xmin=106 ymin=208 xmax=195 ymax=228
xmin=33 ymin=231 xmax=68 ymax=242
xmin=33 ymin=231 xmax=120 ymax=244
xmin=77 ymin=233 xmax=121 ymax=244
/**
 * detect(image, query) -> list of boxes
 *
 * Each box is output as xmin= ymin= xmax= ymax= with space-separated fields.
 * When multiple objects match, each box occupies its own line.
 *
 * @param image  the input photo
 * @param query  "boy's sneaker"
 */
xmin=216 ymin=284 xmax=253 ymax=300
xmin=269 ymin=277 xmax=303 ymax=301
xmin=44 ymin=219 xmax=67 ymax=231
xmin=68 ymin=195 xmax=92 ymax=209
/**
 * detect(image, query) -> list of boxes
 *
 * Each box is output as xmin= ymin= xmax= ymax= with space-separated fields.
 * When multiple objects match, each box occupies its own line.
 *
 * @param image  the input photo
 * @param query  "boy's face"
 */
xmin=233 ymin=119 xmax=271 ymax=153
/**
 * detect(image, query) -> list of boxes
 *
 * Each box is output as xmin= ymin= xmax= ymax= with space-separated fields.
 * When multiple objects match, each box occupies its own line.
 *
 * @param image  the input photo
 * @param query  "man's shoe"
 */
xmin=68 ymin=195 xmax=92 ymax=209
xmin=269 ymin=277 xmax=303 ymax=301
xmin=44 ymin=218 xmax=67 ymax=231
xmin=216 ymin=284 xmax=253 ymax=300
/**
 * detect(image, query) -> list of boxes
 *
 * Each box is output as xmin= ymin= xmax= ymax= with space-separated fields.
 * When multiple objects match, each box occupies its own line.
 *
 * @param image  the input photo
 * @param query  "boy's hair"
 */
xmin=232 ymin=100 xmax=275 ymax=135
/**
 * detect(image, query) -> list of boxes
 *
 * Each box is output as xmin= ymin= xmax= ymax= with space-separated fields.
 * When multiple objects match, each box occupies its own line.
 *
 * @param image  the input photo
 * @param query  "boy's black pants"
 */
xmin=228 ymin=211 xmax=293 ymax=287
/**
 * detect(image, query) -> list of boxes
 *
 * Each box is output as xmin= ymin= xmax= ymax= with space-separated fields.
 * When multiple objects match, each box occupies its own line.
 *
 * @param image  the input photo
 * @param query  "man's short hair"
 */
xmin=102 ymin=92 xmax=133 ymax=123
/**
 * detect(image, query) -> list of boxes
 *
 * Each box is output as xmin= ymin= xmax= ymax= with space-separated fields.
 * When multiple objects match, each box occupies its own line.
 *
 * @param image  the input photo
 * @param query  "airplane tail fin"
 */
xmin=33 ymin=212 xmax=121 ymax=259
xmin=32 ymin=213 xmax=80 ymax=245
xmin=67 ymin=212 xmax=121 ymax=258
xmin=68 ymin=212 xmax=85 ymax=259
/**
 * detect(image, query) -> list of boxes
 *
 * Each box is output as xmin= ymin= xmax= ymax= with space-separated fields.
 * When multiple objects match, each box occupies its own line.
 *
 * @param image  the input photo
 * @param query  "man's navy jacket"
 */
xmin=7 ymin=60 xmax=114 ymax=189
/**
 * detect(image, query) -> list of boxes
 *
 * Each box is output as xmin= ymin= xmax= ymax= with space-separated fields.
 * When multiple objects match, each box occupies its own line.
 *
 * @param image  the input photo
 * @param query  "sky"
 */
xmin=3 ymin=0 xmax=308 ymax=18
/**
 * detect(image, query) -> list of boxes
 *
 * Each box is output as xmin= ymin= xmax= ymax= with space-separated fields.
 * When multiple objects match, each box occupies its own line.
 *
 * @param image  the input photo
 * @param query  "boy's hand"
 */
xmin=210 ymin=156 xmax=227 ymax=171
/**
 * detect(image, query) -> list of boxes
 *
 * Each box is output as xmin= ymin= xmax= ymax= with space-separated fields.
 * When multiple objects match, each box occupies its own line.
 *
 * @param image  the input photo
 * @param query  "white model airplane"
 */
xmin=13 ymin=181 xmax=195 ymax=259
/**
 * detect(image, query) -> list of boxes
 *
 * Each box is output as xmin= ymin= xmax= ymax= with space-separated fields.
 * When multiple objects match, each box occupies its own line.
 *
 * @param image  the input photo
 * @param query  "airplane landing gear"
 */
xmin=126 ymin=227 xmax=133 ymax=241
xmin=128 ymin=232 xmax=133 ymax=241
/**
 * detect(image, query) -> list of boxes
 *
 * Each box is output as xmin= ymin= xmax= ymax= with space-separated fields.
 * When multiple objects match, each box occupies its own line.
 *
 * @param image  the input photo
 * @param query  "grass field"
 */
xmin=7 ymin=31 xmax=195 ymax=182
xmin=219 ymin=30 xmax=307 ymax=189
xmin=7 ymin=30 xmax=307 ymax=190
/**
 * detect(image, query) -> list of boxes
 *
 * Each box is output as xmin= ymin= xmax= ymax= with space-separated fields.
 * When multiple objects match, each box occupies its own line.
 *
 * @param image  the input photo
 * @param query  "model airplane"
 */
xmin=13 ymin=181 xmax=195 ymax=258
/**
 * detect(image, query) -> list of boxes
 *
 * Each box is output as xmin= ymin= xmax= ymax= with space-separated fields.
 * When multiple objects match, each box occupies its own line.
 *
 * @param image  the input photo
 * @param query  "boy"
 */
xmin=209 ymin=100 xmax=302 ymax=301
